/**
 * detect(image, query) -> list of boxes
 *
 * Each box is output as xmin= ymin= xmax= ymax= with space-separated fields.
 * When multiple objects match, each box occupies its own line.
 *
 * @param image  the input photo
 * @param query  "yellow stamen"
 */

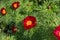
xmin=2 ymin=9 xmax=6 ymax=14
xmin=26 ymin=20 xmax=32 ymax=26
xmin=58 ymin=32 xmax=60 ymax=36
xmin=14 ymin=4 xmax=17 ymax=8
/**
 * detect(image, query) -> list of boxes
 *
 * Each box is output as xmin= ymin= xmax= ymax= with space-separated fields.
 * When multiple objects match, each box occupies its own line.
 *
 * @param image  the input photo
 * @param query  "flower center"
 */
xmin=58 ymin=32 xmax=60 ymax=36
xmin=14 ymin=3 xmax=17 ymax=8
xmin=14 ymin=28 xmax=17 ymax=31
xmin=26 ymin=20 xmax=32 ymax=26
xmin=2 ymin=9 xmax=6 ymax=14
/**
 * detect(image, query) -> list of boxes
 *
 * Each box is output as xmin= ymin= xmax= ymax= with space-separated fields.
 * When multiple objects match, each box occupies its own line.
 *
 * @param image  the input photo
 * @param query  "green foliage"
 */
xmin=0 ymin=0 xmax=60 ymax=40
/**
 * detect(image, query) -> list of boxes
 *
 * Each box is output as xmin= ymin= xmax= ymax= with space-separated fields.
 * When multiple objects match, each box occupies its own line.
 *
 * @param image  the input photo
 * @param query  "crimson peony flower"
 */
xmin=0 ymin=8 xmax=7 ymax=15
xmin=12 ymin=25 xmax=17 ymax=33
xmin=12 ymin=2 xmax=20 ymax=9
xmin=53 ymin=25 xmax=60 ymax=40
xmin=23 ymin=16 xmax=36 ymax=30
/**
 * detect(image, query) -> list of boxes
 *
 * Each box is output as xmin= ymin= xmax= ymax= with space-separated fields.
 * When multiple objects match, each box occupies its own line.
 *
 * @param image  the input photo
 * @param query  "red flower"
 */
xmin=0 ymin=8 xmax=7 ymax=15
xmin=53 ymin=25 xmax=60 ymax=39
xmin=12 ymin=2 xmax=20 ymax=9
xmin=23 ymin=16 xmax=36 ymax=30
xmin=12 ymin=25 xmax=17 ymax=33
xmin=58 ymin=38 xmax=60 ymax=40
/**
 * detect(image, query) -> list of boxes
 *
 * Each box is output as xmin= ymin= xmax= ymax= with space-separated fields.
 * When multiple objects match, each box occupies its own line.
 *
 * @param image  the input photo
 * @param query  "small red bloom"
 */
xmin=12 ymin=25 xmax=17 ymax=33
xmin=23 ymin=16 xmax=36 ymax=30
xmin=0 ymin=8 xmax=7 ymax=15
xmin=53 ymin=25 xmax=60 ymax=39
xmin=12 ymin=2 xmax=20 ymax=9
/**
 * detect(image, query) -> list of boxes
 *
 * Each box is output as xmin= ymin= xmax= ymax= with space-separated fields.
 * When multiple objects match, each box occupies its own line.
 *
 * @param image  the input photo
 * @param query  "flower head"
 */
xmin=12 ymin=2 xmax=20 ymax=9
xmin=53 ymin=25 xmax=60 ymax=39
xmin=0 ymin=8 xmax=7 ymax=15
xmin=23 ymin=16 xmax=36 ymax=30
xmin=12 ymin=25 xmax=17 ymax=33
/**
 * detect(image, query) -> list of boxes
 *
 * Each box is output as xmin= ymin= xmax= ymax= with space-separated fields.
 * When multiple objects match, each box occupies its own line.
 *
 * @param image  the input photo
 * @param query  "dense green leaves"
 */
xmin=0 ymin=0 xmax=60 ymax=40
